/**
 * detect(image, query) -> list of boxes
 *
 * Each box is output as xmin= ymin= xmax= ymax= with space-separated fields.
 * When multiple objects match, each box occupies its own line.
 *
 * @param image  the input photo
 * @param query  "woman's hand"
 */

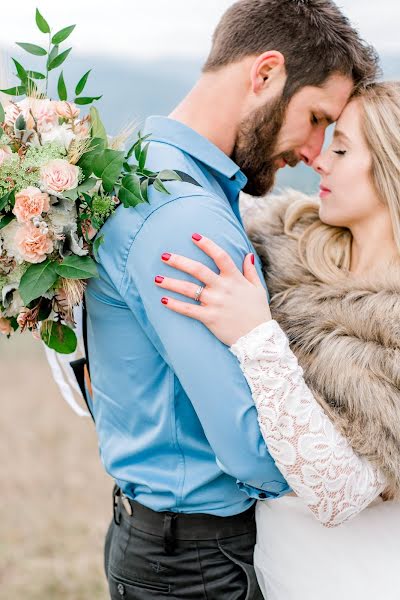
xmin=154 ymin=233 xmax=272 ymax=346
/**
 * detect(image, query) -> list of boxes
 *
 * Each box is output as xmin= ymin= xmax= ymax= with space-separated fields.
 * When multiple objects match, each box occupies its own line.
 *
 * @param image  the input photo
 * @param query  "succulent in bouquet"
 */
xmin=0 ymin=9 xmax=180 ymax=353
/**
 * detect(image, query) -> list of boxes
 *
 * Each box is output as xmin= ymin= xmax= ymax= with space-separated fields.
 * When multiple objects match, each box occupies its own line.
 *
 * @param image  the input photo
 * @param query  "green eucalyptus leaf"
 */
xmin=55 ymin=255 xmax=99 ymax=279
xmin=51 ymin=25 xmax=76 ymax=45
xmin=61 ymin=188 xmax=78 ymax=201
xmin=16 ymin=42 xmax=47 ymax=56
xmin=75 ymin=69 xmax=91 ymax=96
xmin=158 ymin=169 xmax=182 ymax=182
xmin=47 ymin=45 xmax=58 ymax=68
xmin=41 ymin=320 xmax=77 ymax=354
xmin=57 ymin=71 xmax=67 ymax=101
xmin=0 ymin=214 xmax=15 ymax=230
xmin=153 ymin=178 xmax=170 ymax=195
xmin=0 ymin=101 xmax=4 ymax=124
xmin=48 ymin=47 xmax=71 ymax=71
xmin=119 ymin=174 xmax=144 ymax=208
xmin=0 ymin=85 xmax=26 ymax=96
xmin=93 ymin=149 xmax=125 ymax=193
xmin=12 ymin=58 xmax=28 ymax=82
xmin=19 ymin=260 xmax=58 ymax=305
xmin=140 ymin=178 xmax=149 ymax=202
xmin=77 ymin=177 xmax=97 ymax=194
xmin=138 ymin=142 xmax=149 ymax=171
xmin=27 ymin=70 xmax=46 ymax=80
xmin=35 ymin=8 xmax=50 ymax=34
xmin=74 ymin=95 xmax=102 ymax=105
xmin=89 ymin=106 xmax=107 ymax=142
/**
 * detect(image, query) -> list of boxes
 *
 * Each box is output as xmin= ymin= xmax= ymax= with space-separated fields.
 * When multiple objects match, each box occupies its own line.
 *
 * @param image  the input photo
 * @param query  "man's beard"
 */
xmin=232 ymin=95 xmax=298 ymax=197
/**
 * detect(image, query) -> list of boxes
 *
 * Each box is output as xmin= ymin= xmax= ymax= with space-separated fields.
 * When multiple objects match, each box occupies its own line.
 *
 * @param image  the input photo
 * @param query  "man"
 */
xmin=86 ymin=1 xmax=378 ymax=598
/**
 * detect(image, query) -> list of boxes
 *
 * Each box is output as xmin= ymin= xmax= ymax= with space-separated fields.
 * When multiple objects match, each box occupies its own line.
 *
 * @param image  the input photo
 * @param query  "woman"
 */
xmin=153 ymin=81 xmax=400 ymax=599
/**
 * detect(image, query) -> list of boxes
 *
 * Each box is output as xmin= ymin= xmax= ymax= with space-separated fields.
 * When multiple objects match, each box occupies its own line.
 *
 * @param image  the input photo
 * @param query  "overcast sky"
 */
xmin=1 ymin=1 xmax=399 ymax=61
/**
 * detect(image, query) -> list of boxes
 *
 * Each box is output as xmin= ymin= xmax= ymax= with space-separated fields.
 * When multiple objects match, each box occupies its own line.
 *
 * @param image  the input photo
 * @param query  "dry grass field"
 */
xmin=0 ymin=333 xmax=112 ymax=599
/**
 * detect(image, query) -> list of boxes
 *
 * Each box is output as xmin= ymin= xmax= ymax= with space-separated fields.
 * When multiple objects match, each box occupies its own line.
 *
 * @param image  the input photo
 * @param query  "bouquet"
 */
xmin=0 ymin=9 xmax=179 ymax=353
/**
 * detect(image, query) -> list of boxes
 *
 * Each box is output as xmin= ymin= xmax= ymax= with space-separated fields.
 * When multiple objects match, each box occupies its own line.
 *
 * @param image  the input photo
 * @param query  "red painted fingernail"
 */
xmin=161 ymin=253 xmax=171 ymax=261
xmin=155 ymin=276 xmax=164 ymax=284
xmin=251 ymin=253 xmax=255 ymax=265
xmin=192 ymin=233 xmax=202 ymax=242
xmin=161 ymin=297 xmax=169 ymax=305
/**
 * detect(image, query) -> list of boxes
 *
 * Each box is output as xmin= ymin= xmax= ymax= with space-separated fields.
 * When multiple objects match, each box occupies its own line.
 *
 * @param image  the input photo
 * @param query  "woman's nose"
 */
xmin=312 ymin=152 xmax=328 ymax=174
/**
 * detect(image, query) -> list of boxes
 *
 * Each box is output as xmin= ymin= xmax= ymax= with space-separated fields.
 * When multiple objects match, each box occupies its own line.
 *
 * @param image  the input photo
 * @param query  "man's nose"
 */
xmin=298 ymin=130 xmax=325 ymax=166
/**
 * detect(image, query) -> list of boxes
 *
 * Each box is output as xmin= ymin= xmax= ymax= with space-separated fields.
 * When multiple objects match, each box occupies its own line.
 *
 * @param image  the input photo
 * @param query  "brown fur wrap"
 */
xmin=244 ymin=191 xmax=400 ymax=498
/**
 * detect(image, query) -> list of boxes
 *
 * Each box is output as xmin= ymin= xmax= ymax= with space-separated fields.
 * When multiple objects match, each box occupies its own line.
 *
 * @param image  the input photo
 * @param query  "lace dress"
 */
xmin=230 ymin=320 xmax=400 ymax=600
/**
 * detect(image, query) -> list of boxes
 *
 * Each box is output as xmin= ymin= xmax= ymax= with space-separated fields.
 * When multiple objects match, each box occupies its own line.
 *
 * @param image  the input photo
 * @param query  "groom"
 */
xmin=86 ymin=1 xmax=378 ymax=598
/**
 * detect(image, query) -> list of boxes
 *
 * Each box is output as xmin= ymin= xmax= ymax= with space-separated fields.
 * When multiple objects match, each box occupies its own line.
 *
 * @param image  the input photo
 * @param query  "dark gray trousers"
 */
xmin=104 ymin=489 xmax=263 ymax=599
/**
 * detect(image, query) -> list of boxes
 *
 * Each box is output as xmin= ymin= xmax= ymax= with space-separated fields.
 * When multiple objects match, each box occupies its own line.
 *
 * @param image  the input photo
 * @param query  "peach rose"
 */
xmin=15 ymin=223 xmax=54 ymax=263
xmin=40 ymin=159 xmax=80 ymax=195
xmin=4 ymin=98 xmax=58 ymax=131
xmin=0 ymin=317 xmax=12 ymax=335
xmin=0 ymin=145 xmax=12 ymax=166
xmin=29 ymin=98 xmax=58 ymax=132
xmin=13 ymin=186 xmax=50 ymax=223
xmin=55 ymin=101 xmax=80 ymax=120
xmin=4 ymin=102 xmax=20 ymax=126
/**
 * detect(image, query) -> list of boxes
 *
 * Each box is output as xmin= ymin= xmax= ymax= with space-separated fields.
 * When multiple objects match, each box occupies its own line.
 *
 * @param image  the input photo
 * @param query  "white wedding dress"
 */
xmin=230 ymin=320 xmax=400 ymax=600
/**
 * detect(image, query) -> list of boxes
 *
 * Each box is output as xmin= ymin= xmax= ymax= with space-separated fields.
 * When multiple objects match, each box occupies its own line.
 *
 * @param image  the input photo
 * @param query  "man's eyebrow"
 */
xmin=321 ymin=112 xmax=334 ymax=125
xmin=333 ymin=128 xmax=351 ymax=143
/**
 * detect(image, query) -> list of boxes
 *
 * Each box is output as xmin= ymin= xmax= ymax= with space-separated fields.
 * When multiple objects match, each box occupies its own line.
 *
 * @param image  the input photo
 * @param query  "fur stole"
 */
xmin=244 ymin=191 xmax=400 ymax=499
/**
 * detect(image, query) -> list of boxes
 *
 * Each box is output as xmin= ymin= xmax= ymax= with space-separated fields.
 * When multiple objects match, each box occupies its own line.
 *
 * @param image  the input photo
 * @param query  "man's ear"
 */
xmin=250 ymin=51 xmax=286 ymax=95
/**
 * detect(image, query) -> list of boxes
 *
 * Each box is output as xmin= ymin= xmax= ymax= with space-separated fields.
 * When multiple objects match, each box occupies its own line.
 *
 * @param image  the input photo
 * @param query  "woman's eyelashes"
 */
xmin=333 ymin=149 xmax=347 ymax=156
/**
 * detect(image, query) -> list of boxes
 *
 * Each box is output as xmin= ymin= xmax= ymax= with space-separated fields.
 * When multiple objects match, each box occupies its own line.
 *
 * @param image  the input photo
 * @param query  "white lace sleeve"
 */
xmin=230 ymin=320 xmax=386 ymax=527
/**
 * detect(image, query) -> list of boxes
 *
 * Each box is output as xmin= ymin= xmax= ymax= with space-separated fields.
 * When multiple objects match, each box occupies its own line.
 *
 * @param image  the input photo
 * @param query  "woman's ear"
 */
xmin=250 ymin=51 xmax=286 ymax=95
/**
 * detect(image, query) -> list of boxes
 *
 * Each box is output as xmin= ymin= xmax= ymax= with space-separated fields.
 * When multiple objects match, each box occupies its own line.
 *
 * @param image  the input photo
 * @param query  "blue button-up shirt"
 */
xmin=86 ymin=116 xmax=290 ymax=516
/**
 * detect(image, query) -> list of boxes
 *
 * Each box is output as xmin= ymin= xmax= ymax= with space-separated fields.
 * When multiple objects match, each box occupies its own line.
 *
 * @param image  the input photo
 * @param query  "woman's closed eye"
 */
xmin=333 ymin=149 xmax=347 ymax=156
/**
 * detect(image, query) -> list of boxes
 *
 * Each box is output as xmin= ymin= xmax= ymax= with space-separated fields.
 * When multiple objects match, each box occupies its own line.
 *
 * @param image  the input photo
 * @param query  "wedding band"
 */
xmin=194 ymin=285 xmax=205 ymax=303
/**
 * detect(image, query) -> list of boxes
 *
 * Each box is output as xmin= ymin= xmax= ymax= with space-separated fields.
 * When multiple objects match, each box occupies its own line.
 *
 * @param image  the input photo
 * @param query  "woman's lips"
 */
xmin=319 ymin=185 xmax=331 ymax=199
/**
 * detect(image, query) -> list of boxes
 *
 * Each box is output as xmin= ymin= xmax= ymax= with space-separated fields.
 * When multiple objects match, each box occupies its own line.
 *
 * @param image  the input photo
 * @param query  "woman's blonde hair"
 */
xmin=285 ymin=81 xmax=400 ymax=283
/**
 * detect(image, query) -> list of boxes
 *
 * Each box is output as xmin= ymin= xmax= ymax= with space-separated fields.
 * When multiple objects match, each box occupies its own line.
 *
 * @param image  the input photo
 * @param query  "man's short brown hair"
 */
xmin=203 ymin=0 xmax=379 ymax=96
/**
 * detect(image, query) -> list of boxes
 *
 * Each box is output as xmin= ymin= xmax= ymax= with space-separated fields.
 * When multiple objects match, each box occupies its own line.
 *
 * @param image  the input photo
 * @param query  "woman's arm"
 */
xmin=154 ymin=233 xmax=387 ymax=526
xmin=230 ymin=319 xmax=386 ymax=527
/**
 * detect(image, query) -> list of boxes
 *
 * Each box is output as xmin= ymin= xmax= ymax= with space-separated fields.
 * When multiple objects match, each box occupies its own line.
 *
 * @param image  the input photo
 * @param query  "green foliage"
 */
xmin=57 ymin=71 xmax=67 ymax=101
xmin=93 ymin=149 xmax=125 ymax=193
xmin=35 ymin=8 xmax=50 ymax=34
xmin=19 ymin=260 xmax=58 ymax=306
xmin=48 ymin=47 xmax=71 ymax=71
xmin=89 ymin=106 xmax=107 ymax=142
xmin=17 ymin=42 xmax=47 ymax=56
xmin=55 ymin=255 xmax=99 ymax=279
xmin=75 ymin=70 xmax=91 ymax=96
xmin=41 ymin=320 xmax=77 ymax=354
xmin=52 ymin=25 xmax=76 ymax=45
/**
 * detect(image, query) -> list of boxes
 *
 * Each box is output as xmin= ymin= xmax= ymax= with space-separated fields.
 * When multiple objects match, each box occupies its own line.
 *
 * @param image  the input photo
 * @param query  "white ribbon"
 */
xmin=42 ymin=302 xmax=90 ymax=417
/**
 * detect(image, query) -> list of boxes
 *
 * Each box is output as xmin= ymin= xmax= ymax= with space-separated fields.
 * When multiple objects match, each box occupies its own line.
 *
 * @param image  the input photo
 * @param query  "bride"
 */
xmin=153 ymin=81 xmax=400 ymax=599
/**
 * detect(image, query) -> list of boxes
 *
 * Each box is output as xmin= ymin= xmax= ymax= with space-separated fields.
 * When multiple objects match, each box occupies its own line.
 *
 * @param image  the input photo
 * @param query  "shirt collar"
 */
xmin=143 ymin=116 xmax=247 ymax=191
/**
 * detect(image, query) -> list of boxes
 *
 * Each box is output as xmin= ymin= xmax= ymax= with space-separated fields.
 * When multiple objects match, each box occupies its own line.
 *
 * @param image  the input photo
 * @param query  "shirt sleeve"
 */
xmin=118 ymin=193 xmax=290 ymax=499
xmin=230 ymin=319 xmax=387 ymax=526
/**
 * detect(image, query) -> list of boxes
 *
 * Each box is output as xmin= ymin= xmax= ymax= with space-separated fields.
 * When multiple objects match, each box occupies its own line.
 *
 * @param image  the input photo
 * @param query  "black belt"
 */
xmin=113 ymin=486 xmax=256 ymax=553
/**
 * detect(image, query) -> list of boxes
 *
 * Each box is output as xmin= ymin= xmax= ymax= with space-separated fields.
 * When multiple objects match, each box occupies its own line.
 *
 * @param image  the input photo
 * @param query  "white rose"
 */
xmin=41 ymin=124 xmax=76 ymax=149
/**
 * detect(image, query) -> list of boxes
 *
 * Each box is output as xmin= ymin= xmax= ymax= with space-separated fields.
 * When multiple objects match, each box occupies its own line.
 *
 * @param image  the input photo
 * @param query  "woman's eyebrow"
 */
xmin=333 ymin=128 xmax=351 ymax=143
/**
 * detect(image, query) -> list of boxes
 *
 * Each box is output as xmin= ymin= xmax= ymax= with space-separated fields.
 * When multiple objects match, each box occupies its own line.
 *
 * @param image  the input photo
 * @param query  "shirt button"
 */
xmin=117 ymin=583 xmax=125 ymax=596
xmin=258 ymin=492 xmax=267 ymax=499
